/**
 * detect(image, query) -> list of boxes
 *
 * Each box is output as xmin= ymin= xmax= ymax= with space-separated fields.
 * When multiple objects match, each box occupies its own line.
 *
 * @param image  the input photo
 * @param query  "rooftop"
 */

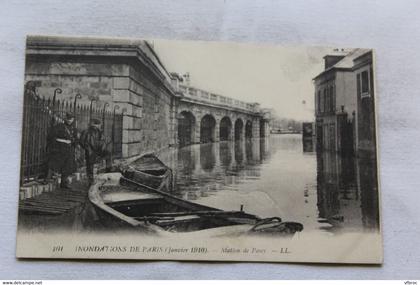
xmin=313 ymin=48 xmax=372 ymax=80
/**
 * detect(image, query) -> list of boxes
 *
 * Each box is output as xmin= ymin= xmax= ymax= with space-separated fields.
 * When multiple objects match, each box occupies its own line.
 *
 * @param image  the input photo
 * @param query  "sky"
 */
xmin=152 ymin=39 xmax=333 ymax=121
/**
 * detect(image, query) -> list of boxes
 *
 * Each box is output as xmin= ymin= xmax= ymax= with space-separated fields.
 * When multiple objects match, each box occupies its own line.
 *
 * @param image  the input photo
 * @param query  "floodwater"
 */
xmin=161 ymin=134 xmax=380 ymax=234
xmin=19 ymin=134 xmax=380 ymax=235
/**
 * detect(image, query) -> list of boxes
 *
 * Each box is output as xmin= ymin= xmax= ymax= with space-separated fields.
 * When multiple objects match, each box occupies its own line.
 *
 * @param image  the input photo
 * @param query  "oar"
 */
xmin=121 ymin=176 xmax=167 ymax=193
xmin=146 ymin=210 xmax=245 ymax=217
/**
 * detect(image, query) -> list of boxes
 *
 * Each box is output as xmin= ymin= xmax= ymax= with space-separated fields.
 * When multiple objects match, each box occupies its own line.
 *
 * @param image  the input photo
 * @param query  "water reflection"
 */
xmin=303 ymin=138 xmax=315 ymax=153
xmin=316 ymin=151 xmax=379 ymax=232
xmin=200 ymin=144 xmax=216 ymax=172
xmin=358 ymin=157 xmax=380 ymax=229
xmin=161 ymin=134 xmax=380 ymax=234
xmin=19 ymin=134 xmax=380 ymax=235
xmin=234 ymin=141 xmax=245 ymax=166
xmin=260 ymin=138 xmax=270 ymax=161
xmin=219 ymin=141 xmax=232 ymax=167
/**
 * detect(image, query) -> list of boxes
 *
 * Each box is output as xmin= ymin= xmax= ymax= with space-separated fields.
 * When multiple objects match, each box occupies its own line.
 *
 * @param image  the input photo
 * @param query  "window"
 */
xmin=319 ymin=90 xmax=324 ymax=113
xmin=326 ymin=88 xmax=330 ymax=113
xmin=358 ymin=70 xmax=371 ymax=98
xmin=361 ymin=71 xmax=369 ymax=94
xmin=329 ymin=86 xmax=334 ymax=112
xmin=370 ymin=67 xmax=374 ymax=95
xmin=323 ymin=89 xmax=327 ymax=113
xmin=317 ymin=90 xmax=321 ymax=114
xmin=329 ymin=123 xmax=335 ymax=150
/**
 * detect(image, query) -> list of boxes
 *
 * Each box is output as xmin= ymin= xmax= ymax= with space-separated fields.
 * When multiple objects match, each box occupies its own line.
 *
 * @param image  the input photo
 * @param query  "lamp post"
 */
xmin=73 ymin=93 xmax=82 ymax=128
xmin=52 ymin=88 xmax=62 ymax=108
xmin=102 ymin=102 xmax=109 ymax=131
xmin=73 ymin=93 xmax=82 ymax=113
xmin=51 ymin=88 xmax=62 ymax=125
xmin=89 ymin=98 xmax=97 ymax=123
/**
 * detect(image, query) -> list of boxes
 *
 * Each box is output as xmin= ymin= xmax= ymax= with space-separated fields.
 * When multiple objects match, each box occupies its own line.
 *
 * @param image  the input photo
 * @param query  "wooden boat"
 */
xmin=119 ymin=154 xmax=172 ymax=191
xmin=89 ymin=172 xmax=304 ymax=236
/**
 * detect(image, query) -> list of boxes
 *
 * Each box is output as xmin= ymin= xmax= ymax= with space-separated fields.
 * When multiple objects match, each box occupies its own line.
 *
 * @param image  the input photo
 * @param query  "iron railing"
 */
xmin=20 ymin=87 xmax=124 ymax=184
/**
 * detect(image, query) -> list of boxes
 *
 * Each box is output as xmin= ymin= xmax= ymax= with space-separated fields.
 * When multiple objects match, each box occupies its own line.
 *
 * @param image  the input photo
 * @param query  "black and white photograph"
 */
xmin=16 ymin=35 xmax=382 ymax=263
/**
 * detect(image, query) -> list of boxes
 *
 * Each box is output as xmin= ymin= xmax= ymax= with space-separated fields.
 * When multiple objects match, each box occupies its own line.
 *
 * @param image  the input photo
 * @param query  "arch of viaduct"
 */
xmin=176 ymin=100 xmax=269 ymax=147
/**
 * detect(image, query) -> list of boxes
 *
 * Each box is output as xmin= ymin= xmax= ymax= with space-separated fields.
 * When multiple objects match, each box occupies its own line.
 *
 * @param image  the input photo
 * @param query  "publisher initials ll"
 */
xmin=53 ymin=245 xmax=63 ymax=252
xmin=280 ymin=248 xmax=290 ymax=254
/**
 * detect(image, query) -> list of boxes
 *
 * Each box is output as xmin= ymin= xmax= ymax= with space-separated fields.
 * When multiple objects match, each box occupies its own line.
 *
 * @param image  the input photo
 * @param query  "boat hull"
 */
xmin=88 ymin=173 xmax=303 ymax=237
xmin=120 ymin=154 xmax=172 ymax=191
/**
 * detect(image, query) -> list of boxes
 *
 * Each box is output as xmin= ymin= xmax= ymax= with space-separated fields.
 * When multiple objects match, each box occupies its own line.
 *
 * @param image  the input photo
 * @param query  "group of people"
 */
xmin=46 ymin=112 xmax=112 ymax=189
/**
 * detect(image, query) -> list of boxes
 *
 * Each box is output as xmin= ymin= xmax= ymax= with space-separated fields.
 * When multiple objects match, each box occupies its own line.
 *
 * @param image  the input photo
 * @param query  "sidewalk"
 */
xmin=17 ymin=161 xmax=119 ymax=231
xmin=18 ymin=178 xmax=89 ymax=215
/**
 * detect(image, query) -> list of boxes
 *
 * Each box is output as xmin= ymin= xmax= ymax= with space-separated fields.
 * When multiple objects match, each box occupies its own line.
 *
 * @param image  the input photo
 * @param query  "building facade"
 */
xmin=25 ymin=36 xmax=178 ymax=158
xmin=313 ymin=48 xmax=373 ymax=156
xmin=353 ymin=51 xmax=376 ymax=158
xmin=25 ymin=36 xmax=268 ymax=159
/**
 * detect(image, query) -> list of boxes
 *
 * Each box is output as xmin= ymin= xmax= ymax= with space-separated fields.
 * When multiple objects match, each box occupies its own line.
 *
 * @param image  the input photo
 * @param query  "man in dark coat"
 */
xmin=79 ymin=118 xmax=111 ymax=185
xmin=47 ymin=112 xmax=78 ymax=189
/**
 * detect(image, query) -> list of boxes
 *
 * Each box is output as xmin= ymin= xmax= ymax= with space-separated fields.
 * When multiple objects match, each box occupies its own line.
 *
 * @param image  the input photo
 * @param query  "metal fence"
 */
xmin=20 ymin=87 xmax=124 ymax=184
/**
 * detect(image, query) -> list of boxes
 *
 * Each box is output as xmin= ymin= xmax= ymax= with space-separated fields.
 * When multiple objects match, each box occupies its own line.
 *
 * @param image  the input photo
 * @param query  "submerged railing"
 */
xmin=20 ymin=84 xmax=124 ymax=184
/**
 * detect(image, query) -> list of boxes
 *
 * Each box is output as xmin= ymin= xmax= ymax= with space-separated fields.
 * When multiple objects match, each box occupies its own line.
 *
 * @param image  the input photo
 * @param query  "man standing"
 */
xmin=47 ymin=112 xmax=77 ymax=189
xmin=80 ymin=118 xmax=111 ymax=185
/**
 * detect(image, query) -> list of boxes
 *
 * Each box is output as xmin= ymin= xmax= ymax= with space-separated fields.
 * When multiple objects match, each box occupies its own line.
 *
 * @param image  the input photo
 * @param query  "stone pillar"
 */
xmin=112 ymin=76 xmax=144 ymax=158
xmin=264 ymin=121 xmax=270 ymax=137
xmin=228 ymin=141 xmax=235 ymax=168
xmin=169 ymin=97 xmax=177 ymax=146
xmin=252 ymin=118 xmax=260 ymax=138
xmin=239 ymin=122 xmax=245 ymax=140
xmin=252 ymin=139 xmax=260 ymax=161
xmin=229 ymin=124 xmax=235 ymax=141
xmin=190 ymin=118 xmax=196 ymax=145
xmin=214 ymin=140 xmax=221 ymax=167
xmin=194 ymin=118 xmax=201 ymax=144
xmin=214 ymin=119 xmax=220 ymax=142
xmin=193 ymin=142 xmax=201 ymax=175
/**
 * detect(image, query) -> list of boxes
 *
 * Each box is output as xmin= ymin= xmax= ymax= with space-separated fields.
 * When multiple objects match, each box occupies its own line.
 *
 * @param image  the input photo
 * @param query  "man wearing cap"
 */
xmin=46 ymin=112 xmax=78 ymax=189
xmin=80 ymin=118 xmax=111 ymax=185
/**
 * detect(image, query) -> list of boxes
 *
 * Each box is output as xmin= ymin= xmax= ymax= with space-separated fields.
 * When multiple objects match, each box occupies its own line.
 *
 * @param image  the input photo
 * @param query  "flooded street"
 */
xmin=19 ymin=134 xmax=379 ymax=235
xmin=161 ymin=134 xmax=379 ymax=234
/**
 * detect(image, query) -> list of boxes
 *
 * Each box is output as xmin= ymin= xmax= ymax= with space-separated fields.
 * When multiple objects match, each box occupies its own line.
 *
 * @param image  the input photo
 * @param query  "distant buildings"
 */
xmin=313 ymin=49 xmax=377 ymax=158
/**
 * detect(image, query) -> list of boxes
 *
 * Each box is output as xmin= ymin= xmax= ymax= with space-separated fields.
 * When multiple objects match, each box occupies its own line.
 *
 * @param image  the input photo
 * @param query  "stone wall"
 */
xmin=24 ymin=37 xmax=266 ymax=160
xmin=117 ymin=65 xmax=176 ymax=157
xmin=25 ymin=55 xmax=176 ymax=158
xmin=24 ymin=61 xmax=126 ymax=106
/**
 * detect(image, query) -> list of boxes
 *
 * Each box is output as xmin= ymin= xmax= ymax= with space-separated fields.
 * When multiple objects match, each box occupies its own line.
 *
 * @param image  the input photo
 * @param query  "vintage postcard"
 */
xmin=16 ymin=35 xmax=382 ymax=263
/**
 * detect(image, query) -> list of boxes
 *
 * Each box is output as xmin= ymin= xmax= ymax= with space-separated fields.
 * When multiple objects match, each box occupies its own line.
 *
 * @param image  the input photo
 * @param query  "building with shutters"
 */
xmin=313 ymin=48 xmax=374 ymax=156
xmin=353 ymin=50 xmax=376 ymax=158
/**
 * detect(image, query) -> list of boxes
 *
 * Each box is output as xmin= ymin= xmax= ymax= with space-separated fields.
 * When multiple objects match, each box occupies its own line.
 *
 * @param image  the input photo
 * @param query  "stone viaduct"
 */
xmin=24 ymin=36 xmax=270 ymax=158
xmin=176 ymin=84 xmax=269 ymax=147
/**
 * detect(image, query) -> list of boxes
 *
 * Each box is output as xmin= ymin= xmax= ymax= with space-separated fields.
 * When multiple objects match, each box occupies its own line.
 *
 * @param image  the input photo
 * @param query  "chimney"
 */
xmin=323 ymin=55 xmax=345 ymax=69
